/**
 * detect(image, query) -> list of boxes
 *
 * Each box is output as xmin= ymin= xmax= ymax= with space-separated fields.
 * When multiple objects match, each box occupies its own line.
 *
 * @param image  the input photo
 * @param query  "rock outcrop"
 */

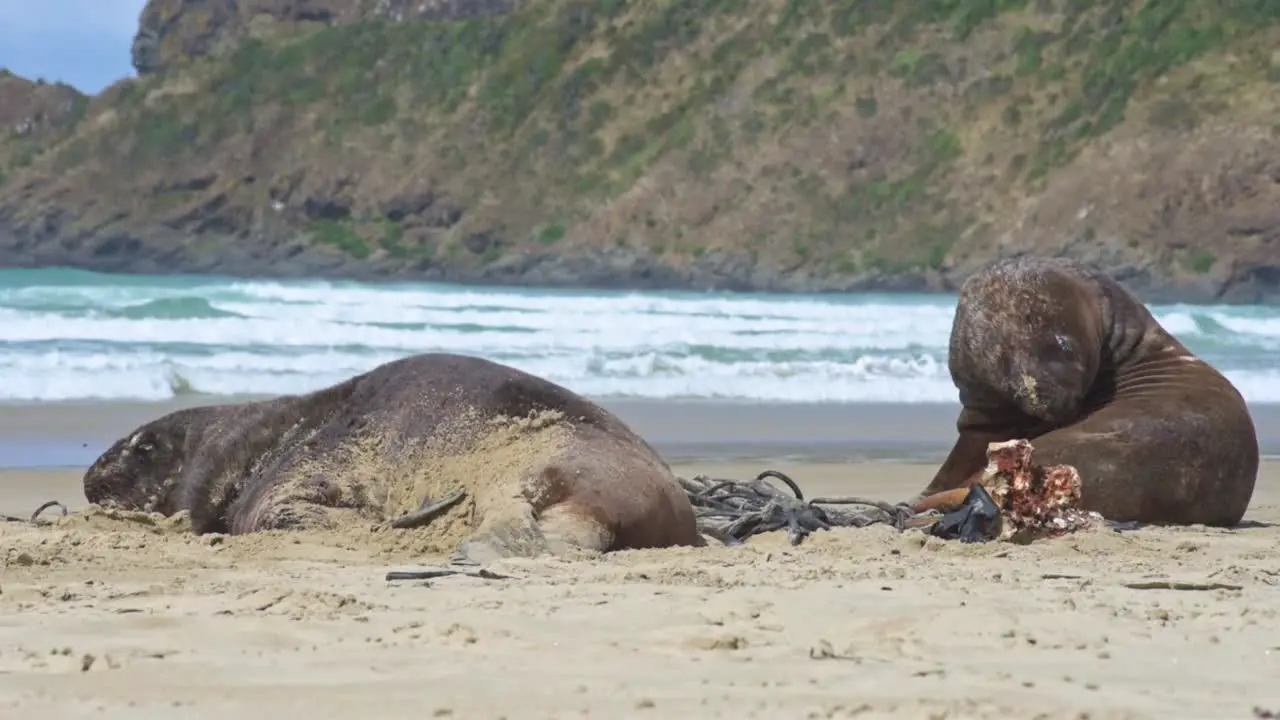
xmin=130 ymin=0 xmax=520 ymax=75
xmin=0 ymin=72 xmax=87 ymax=175
xmin=2 ymin=0 xmax=1280 ymax=302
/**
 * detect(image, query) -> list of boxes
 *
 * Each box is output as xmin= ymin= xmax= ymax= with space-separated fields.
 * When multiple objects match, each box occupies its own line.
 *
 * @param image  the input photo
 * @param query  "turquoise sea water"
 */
xmin=1 ymin=267 xmax=1279 ymax=404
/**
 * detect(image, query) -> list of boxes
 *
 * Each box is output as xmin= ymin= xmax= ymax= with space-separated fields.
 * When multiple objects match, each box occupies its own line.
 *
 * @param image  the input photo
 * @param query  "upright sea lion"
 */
xmin=913 ymin=256 xmax=1258 ymax=527
xmin=82 ymin=353 xmax=701 ymax=563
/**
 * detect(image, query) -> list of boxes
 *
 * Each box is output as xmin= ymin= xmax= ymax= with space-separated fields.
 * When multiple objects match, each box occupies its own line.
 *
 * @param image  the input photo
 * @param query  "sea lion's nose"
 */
xmin=1012 ymin=363 xmax=1082 ymax=424
xmin=1012 ymin=373 xmax=1043 ymax=412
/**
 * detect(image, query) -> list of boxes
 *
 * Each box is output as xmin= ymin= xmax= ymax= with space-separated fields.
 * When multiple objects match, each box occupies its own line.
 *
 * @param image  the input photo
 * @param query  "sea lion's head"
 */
xmin=83 ymin=422 xmax=186 ymax=514
xmin=1006 ymin=278 xmax=1102 ymax=424
xmin=957 ymin=264 xmax=1102 ymax=425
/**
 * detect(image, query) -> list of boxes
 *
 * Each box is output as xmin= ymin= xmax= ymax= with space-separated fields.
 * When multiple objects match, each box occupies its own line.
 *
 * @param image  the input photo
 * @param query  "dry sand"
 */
xmin=2 ymin=462 xmax=1279 ymax=719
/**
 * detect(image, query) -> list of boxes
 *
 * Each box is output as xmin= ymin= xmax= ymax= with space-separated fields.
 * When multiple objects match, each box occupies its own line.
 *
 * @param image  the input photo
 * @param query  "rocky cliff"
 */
xmin=2 ymin=0 xmax=1280 ymax=302
xmin=0 ymin=72 xmax=87 ymax=185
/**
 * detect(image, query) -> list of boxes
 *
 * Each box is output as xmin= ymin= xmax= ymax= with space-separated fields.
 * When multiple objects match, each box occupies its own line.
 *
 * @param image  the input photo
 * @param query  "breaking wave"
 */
xmin=1 ymin=268 xmax=1279 ymax=404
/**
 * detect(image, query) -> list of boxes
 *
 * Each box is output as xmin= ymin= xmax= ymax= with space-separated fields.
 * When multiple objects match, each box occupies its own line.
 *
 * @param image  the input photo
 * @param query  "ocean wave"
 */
xmin=0 ymin=347 xmax=952 ymax=402
xmin=2 ymin=269 xmax=1280 ymax=404
xmin=3 ymin=350 xmax=1280 ymax=403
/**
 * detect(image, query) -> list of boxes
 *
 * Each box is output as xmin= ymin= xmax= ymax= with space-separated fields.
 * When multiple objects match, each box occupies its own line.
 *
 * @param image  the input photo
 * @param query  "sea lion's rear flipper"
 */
xmin=451 ymin=501 xmax=550 ymax=566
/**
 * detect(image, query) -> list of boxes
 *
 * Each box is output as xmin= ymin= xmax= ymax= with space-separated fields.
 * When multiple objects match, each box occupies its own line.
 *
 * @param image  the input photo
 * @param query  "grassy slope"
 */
xmin=0 ymin=71 xmax=88 ymax=189
xmin=4 ymin=0 xmax=1280 ymax=284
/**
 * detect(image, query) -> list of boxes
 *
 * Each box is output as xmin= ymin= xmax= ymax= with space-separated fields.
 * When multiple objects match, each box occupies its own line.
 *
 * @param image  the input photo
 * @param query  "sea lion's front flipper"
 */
xmin=910 ymin=486 xmax=975 ymax=514
xmin=451 ymin=501 xmax=549 ymax=566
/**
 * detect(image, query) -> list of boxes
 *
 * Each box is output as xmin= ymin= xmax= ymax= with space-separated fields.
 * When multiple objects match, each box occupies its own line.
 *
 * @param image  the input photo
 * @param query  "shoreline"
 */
xmin=2 ymin=261 xmax=1273 ymax=306
xmin=6 ymin=395 xmax=1280 ymax=469
xmin=0 ymin=396 xmax=966 ymax=469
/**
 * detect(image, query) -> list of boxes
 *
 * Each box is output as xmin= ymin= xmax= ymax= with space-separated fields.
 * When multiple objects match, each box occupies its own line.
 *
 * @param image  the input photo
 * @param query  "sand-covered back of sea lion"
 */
xmin=241 ymin=406 xmax=575 ymax=552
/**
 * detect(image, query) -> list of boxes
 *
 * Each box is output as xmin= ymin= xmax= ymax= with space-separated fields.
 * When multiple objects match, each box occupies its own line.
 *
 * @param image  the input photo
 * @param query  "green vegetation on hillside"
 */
xmin=8 ymin=0 xmax=1280 ymax=279
xmin=0 ymin=75 xmax=89 ymax=187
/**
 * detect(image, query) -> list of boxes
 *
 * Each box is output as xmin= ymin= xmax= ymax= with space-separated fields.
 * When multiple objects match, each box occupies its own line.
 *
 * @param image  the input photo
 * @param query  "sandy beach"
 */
xmin=2 ymin=402 xmax=1280 ymax=719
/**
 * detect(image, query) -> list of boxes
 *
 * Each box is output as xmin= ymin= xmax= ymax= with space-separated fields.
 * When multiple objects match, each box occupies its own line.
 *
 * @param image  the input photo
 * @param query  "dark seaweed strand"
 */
xmin=2 ymin=500 xmax=68 ymax=524
xmin=681 ymin=470 xmax=921 ymax=546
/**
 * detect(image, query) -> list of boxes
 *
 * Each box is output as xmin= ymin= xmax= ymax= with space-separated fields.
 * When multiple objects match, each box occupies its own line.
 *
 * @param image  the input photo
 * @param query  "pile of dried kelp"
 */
xmin=678 ymin=470 xmax=941 ymax=546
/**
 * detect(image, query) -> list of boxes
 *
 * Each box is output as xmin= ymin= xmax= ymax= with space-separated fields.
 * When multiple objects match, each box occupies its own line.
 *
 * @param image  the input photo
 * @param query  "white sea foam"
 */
xmin=1 ymin=270 xmax=1278 ymax=404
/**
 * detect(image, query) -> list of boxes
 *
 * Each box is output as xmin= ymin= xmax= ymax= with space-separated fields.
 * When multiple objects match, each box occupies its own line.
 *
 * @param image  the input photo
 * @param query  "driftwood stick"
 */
xmin=1123 ymin=580 xmax=1243 ymax=592
xmin=385 ymin=567 xmax=513 ymax=582
xmin=389 ymin=490 xmax=467 ymax=529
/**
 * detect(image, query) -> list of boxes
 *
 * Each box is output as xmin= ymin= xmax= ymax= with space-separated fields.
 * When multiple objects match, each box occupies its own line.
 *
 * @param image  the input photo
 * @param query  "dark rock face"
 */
xmin=130 ymin=0 xmax=521 ymax=75
xmin=132 ymin=0 xmax=241 ymax=76
xmin=0 ymin=73 xmax=86 ymax=143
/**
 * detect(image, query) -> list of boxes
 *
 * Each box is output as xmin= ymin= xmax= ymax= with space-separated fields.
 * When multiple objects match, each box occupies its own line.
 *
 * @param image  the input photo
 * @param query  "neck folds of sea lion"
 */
xmin=1110 ymin=349 xmax=1223 ymax=400
xmin=1103 ymin=302 xmax=1211 ymax=399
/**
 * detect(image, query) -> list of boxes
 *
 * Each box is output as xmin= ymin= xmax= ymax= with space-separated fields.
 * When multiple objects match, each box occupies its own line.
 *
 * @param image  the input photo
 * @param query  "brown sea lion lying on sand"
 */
xmin=82 ymin=353 xmax=701 ymax=564
xmin=909 ymin=256 xmax=1258 ymax=527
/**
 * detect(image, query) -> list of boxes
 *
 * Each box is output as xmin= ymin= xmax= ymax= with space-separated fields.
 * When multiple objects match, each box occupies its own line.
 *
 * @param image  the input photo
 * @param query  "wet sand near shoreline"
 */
xmin=7 ymin=396 xmax=1280 ymax=469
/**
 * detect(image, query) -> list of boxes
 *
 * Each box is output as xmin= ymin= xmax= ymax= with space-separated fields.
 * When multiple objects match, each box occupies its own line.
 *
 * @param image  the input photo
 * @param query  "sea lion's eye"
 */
xmin=138 ymin=444 xmax=155 ymax=453
xmin=1054 ymin=333 xmax=1073 ymax=352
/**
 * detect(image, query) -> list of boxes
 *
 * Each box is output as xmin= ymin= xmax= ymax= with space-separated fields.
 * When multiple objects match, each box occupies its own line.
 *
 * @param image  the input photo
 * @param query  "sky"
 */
xmin=0 ymin=0 xmax=149 ymax=93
